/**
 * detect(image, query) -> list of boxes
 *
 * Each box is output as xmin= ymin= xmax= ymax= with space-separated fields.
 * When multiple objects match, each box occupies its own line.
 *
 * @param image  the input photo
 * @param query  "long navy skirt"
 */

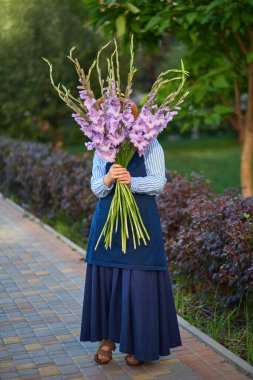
xmin=80 ymin=263 xmax=182 ymax=361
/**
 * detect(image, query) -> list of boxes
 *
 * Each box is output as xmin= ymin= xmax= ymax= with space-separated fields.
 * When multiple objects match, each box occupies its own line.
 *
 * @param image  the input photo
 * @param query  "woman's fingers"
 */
xmin=109 ymin=165 xmax=127 ymax=180
xmin=112 ymin=163 xmax=123 ymax=168
xmin=109 ymin=164 xmax=131 ymax=182
xmin=116 ymin=170 xmax=131 ymax=186
xmin=114 ymin=169 xmax=127 ymax=174
xmin=112 ymin=169 xmax=128 ymax=176
xmin=115 ymin=171 xmax=130 ymax=179
xmin=115 ymin=173 xmax=128 ymax=179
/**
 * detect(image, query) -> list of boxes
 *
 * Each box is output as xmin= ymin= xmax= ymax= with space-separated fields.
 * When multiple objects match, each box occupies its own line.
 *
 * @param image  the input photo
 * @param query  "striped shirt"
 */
xmin=91 ymin=138 xmax=167 ymax=198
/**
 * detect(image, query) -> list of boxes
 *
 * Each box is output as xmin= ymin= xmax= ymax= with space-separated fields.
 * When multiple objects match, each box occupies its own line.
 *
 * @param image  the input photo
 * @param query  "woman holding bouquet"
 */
xmin=80 ymin=137 xmax=182 ymax=366
xmin=43 ymin=35 xmax=188 ymax=366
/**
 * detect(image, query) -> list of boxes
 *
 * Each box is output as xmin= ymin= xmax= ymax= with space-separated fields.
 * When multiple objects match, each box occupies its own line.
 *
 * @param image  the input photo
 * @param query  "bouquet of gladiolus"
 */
xmin=42 ymin=35 xmax=189 ymax=253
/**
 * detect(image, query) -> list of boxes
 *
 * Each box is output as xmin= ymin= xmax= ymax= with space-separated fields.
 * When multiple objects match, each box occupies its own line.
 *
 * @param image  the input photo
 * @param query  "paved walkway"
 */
xmin=0 ymin=195 xmax=250 ymax=380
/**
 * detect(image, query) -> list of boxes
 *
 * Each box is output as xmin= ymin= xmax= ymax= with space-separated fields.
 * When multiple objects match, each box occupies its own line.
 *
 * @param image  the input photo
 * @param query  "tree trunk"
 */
xmin=52 ymin=121 xmax=63 ymax=151
xmin=230 ymin=79 xmax=245 ymax=146
xmin=241 ymin=62 xmax=253 ymax=197
xmin=228 ymin=115 xmax=245 ymax=146
xmin=238 ymin=127 xmax=245 ymax=146
xmin=240 ymin=127 xmax=253 ymax=197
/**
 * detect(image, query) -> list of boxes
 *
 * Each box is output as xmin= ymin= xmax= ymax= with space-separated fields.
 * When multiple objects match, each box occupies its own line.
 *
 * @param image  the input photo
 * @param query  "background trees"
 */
xmin=0 ymin=0 xmax=100 ymax=150
xmin=85 ymin=0 xmax=253 ymax=196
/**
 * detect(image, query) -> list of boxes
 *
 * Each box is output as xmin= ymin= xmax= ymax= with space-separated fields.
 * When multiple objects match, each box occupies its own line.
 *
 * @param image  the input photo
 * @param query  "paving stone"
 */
xmin=18 ymin=368 xmax=39 ymax=376
xmin=107 ymin=374 xmax=131 ymax=380
xmin=53 ymin=356 xmax=75 ymax=365
xmin=0 ymin=195 xmax=250 ymax=380
xmin=32 ymin=355 xmax=53 ymax=365
xmin=0 ymin=374 xmax=21 ymax=379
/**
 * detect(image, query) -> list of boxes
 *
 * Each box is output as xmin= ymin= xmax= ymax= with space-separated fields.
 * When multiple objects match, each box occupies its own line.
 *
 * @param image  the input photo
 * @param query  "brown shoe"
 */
xmin=94 ymin=338 xmax=116 ymax=364
xmin=125 ymin=354 xmax=143 ymax=366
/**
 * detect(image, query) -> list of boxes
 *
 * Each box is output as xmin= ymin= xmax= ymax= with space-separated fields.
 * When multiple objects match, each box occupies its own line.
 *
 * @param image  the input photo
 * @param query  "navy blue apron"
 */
xmin=85 ymin=151 xmax=167 ymax=271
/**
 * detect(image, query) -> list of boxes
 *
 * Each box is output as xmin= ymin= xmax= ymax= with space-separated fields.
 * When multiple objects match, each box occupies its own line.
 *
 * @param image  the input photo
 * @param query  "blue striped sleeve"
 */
xmin=130 ymin=138 xmax=167 ymax=196
xmin=90 ymin=153 xmax=115 ymax=198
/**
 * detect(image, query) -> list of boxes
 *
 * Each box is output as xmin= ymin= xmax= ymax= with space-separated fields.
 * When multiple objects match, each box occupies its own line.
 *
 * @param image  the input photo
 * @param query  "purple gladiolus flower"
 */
xmin=72 ymin=70 xmax=183 ymax=162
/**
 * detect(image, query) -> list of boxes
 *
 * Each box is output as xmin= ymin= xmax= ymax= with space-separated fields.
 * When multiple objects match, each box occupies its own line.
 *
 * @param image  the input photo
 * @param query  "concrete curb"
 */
xmin=1 ymin=193 xmax=253 ymax=378
xmin=178 ymin=316 xmax=253 ymax=379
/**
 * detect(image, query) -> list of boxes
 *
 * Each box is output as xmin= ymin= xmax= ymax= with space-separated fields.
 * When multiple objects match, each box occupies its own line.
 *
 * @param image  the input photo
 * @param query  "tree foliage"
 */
xmin=85 ymin=0 xmax=253 ymax=195
xmin=85 ymin=0 xmax=251 ymax=132
xmin=0 ymin=0 xmax=101 ymax=147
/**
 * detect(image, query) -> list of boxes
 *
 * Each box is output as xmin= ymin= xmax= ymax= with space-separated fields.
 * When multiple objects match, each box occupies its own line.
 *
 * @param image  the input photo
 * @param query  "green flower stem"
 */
xmin=120 ymin=195 xmax=139 ymax=248
xmin=120 ymin=183 xmax=150 ymax=244
xmin=118 ymin=185 xmax=124 ymax=250
xmin=95 ymin=140 xmax=151 ymax=253
xmin=94 ymin=179 xmax=150 ymax=253
xmin=115 ymin=183 xmax=120 ymax=233
xmin=122 ymin=188 xmax=129 ymax=239
xmin=131 ymin=195 xmax=150 ymax=241
xmin=128 ymin=205 xmax=137 ymax=249
xmin=119 ymin=182 xmax=150 ymax=248
xmin=120 ymin=184 xmax=143 ymax=242
xmin=128 ymin=185 xmax=150 ymax=239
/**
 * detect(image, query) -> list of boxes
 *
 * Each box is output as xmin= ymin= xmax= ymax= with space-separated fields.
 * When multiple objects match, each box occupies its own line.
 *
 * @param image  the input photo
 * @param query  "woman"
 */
xmin=80 ymin=138 xmax=182 ymax=366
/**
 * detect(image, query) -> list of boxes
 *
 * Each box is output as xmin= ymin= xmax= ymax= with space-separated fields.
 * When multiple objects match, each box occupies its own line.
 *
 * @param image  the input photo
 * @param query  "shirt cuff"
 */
xmin=102 ymin=176 xmax=115 ymax=191
xmin=130 ymin=177 xmax=138 ymax=193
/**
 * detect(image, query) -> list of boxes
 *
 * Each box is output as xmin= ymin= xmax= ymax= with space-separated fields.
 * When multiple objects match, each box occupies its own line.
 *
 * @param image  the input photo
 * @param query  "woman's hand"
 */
xmin=103 ymin=164 xmax=131 ymax=188
xmin=115 ymin=166 xmax=131 ymax=187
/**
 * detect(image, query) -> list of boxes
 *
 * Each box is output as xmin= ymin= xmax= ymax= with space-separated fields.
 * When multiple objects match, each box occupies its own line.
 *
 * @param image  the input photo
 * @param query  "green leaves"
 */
xmin=83 ymin=0 xmax=252 ymax=136
xmin=158 ymin=18 xmax=170 ymax=33
xmin=213 ymin=75 xmax=230 ymax=89
xmin=213 ymin=104 xmax=233 ymax=115
xmin=0 ymin=0 xmax=103 ymax=138
xmin=124 ymin=2 xmax=140 ymax=14
xmin=231 ymin=18 xmax=240 ymax=32
xmin=185 ymin=12 xmax=197 ymax=25
xmin=116 ymin=14 xmax=126 ymax=38
xmin=204 ymin=0 xmax=224 ymax=13
xmin=246 ymin=51 xmax=253 ymax=64
xmin=204 ymin=113 xmax=221 ymax=126
xmin=144 ymin=15 xmax=161 ymax=31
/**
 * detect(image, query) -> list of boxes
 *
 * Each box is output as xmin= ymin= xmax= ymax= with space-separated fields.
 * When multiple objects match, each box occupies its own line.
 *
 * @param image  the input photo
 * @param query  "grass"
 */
xmin=174 ymin=288 xmax=253 ymax=364
xmin=160 ymin=134 xmax=245 ymax=194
